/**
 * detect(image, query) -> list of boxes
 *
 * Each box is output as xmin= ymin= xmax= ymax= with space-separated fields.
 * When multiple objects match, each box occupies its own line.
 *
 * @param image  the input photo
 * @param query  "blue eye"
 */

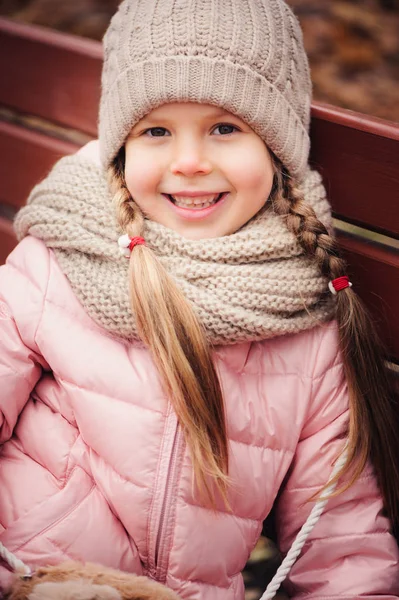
xmin=213 ymin=123 xmax=239 ymax=135
xmin=144 ymin=127 xmax=170 ymax=137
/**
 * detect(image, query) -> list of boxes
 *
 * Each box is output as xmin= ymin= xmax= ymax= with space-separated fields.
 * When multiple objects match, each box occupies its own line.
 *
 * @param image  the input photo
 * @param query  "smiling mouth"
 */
xmin=165 ymin=193 xmax=226 ymax=209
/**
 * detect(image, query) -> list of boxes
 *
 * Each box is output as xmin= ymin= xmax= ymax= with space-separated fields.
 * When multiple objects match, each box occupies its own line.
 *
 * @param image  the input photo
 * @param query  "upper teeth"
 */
xmin=170 ymin=194 xmax=220 ymax=207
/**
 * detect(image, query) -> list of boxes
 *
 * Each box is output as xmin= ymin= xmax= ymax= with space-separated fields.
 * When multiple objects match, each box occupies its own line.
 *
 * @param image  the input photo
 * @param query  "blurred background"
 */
xmin=1 ymin=0 xmax=398 ymax=122
xmin=0 ymin=1 xmax=398 ymax=598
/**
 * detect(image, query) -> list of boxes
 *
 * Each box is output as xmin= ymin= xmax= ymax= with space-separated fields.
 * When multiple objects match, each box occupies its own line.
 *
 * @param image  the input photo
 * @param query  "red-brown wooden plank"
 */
xmin=311 ymin=104 xmax=399 ymax=239
xmin=1 ymin=17 xmax=398 ymax=237
xmin=313 ymin=103 xmax=399 ymax=140
xmin=337 ymin=231 xmax=399 ymax=363
xmin=0 ymin=18 xmax=102 ymax=136
xmin=0 ymin=120 xmax=79 ymax=209
xmin=0 ymin=216 xmax=16 ymax=265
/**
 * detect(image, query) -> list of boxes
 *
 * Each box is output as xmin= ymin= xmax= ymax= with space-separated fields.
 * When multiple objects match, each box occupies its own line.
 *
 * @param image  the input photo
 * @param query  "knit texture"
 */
xmin=99 ymin=0 xmax=312 ymax=178
xmin=14 ymin=154 xmax=334 ymax=345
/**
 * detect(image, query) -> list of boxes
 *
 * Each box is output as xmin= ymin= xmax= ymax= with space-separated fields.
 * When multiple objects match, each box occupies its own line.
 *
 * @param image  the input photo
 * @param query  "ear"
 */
xmin=27 ymin=580 xmax=122 ymax=600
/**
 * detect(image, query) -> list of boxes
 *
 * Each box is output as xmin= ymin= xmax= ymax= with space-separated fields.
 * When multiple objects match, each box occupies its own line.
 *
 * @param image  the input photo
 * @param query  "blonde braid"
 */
xmin=271 ymin=159 xmax=399 ymax=527
xmin=271 ymin=162 xmax=346 ymax=279
xmin=108 ymin=148 xmax=145 ymax=237
xmin=107 ymin=149 xmax=230 ymax=508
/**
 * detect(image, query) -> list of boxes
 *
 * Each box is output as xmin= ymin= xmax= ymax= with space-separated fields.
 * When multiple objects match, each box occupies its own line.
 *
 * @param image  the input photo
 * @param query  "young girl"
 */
xmin=1 ymin=0 xmax=398 ymax=598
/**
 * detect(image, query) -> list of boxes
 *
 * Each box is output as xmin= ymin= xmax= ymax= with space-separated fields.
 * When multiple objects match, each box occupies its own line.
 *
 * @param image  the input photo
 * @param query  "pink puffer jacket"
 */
xmin=0 ymin=236 xmax=398 ymax=599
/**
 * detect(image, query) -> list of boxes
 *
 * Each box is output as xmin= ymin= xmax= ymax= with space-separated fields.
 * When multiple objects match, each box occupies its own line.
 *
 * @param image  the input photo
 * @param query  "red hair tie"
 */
xmin=118 ymin=234 xmax=146 ymax=257
xmin=328 ymin=276 xmax=353 ymax=295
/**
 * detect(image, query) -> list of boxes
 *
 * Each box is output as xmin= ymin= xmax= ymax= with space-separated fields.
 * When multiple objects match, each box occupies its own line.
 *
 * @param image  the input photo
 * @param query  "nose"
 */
xmin=169 ymin=137 xmax=212 ymax=177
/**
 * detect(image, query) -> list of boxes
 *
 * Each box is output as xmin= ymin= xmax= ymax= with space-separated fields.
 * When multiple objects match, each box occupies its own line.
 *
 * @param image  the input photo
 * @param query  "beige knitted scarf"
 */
xmin=15 ymin=153 xmax=335 ymax=345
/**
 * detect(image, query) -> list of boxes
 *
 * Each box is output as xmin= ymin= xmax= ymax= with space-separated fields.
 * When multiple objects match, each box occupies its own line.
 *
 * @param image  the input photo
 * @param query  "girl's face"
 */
xmin=124 ymin=103 xmax=274 ymax=240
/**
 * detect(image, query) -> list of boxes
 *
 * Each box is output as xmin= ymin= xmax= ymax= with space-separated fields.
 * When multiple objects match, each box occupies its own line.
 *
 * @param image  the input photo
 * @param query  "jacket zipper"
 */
xmin=154 ymin=423 xmax=181 ymax=579
xmin=148 ymin=408 xmax=183 ymax=583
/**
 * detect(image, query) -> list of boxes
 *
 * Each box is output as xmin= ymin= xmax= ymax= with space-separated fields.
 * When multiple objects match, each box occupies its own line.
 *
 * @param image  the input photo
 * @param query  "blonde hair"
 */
xmin=271 ymin=157 xmax=399 ymax=526
xmin=109 ymin=147 xmax=399 ymax=527
xmin=109 ymin=149 xmax=229 ymax=507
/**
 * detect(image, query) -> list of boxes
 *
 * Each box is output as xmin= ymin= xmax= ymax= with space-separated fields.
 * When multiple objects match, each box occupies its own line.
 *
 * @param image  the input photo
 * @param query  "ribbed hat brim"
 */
xmin=99 ymin=56 xmax=310 ymax=178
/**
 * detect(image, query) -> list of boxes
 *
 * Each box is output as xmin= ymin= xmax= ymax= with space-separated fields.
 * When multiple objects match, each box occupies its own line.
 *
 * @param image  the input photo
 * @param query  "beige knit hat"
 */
xmin=99 ymin=0 xmax=312 ymax=178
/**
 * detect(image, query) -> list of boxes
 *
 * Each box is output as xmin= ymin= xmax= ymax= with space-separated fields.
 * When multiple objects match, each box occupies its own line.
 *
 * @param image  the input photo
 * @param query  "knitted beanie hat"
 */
xmin=99 ymin=0 xmax=312 ymax=178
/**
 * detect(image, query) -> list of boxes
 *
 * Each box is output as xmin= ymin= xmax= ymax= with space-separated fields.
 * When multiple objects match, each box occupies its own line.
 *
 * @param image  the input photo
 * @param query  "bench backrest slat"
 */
xmin=0 ymin=216 xmax=17 ymax=259
xmin=310 ymin=105 xmax=399 ymax=239
xmin=1 ymin=18 xmax=398 ymax=241
xmin=0 ymin=17 xmax=398 ymax=364
xmin=0 ymin=18 xmax=102 ymax=136
xmin=337 ymin=232 xmax=399 ymax=362
xmin=0 ymin=120 xmax=78 ymax=210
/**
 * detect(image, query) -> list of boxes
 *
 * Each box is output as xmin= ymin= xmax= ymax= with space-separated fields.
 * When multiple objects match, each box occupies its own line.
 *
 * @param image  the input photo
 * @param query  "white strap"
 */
xmin=261 ymin=448 xmax=347 ymax=600
xmin=0 ymin=541 xmax=32 ymax=577
xmin=0 ymin=448 xmax=347 ymax=590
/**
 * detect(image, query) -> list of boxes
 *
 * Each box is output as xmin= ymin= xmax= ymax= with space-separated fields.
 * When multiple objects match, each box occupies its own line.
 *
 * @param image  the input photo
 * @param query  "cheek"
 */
xmin=237 ymin=159 xmax=274 ymax=197
xmin=230 ymin=142 xmax=274 ymax=196
xmin=124 ymin=149 xmax=159 ymax=197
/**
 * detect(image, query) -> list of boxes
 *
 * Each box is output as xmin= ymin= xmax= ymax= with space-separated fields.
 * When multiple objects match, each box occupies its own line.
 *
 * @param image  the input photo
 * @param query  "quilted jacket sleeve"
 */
xmin=276 ymin=326 xmax=399 ymax=599
xmin=0 ymin=237 xmax=50 ymax=444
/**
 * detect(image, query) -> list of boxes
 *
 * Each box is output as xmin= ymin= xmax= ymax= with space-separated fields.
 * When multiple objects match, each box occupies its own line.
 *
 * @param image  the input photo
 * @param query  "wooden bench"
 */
xmin=1 ymin=16 xmax=398 ymax=368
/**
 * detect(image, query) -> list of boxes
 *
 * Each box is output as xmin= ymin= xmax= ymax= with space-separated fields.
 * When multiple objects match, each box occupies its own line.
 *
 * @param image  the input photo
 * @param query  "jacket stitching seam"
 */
xmin=236 ymin=362 xmax=343 ymax=381
xmin=39 ymin=292 xmax=132 ymax=343
xmin=10 ymin=480 xmax=96 ymax=554
xmin=311 ymin=361 xmax=343 ymax=381
xmin=182 ymin=499 xmax=259 ymax=522
xmin=284 ymin=472 xmax=373 ymax=492
xmin=229 ymin=439 xmax=294 ymax=452
xmin=2 ymin=363 xmax=34 ymax=387
xmin=5 ymin=442 xmax=77 ymax=488
xmin=63 ymin=436 xmax=83 ymax=485
xmin=5 ymin=260 xmax=44 ymax=296
xmin=77 ymin=444 xmax=149 ymax=491
xmin=302 ymin=354 xmax=345 ymax=440
xmin=33 ymin=245 xmax=52 ymax=349
xmin=299 ymin=406 xmax=348 ymax=442
xmin=42 ymin=536 xmax=76 ymax=560
xmin=311 ymin=327 xmax=329 ymax=380
xmin=170 ymin=572 xmax=240 ymax=590
xmin=55 ymin=375 xmax=165 ymax=416
xmin=298 ymin=596 xmax=388 ymax=599
xmin=1 ymin=465 xmax=93 ymax=530
xmin=303 ymin=530 xmax=391 ymax=544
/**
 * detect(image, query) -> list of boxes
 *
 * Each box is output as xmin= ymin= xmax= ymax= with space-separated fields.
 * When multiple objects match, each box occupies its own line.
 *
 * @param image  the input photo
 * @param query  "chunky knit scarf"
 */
xmin=15 ymin=154 xmax=335 ymax=345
